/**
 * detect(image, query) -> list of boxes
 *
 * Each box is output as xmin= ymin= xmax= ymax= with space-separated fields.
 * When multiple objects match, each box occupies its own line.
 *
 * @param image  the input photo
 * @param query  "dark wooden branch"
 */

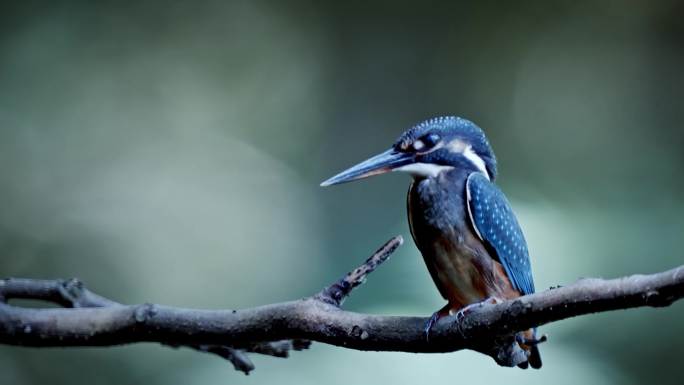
xmin=1 ymin=235 xmax=683 ymax=373
xmin=0 ymin=276 xmax=312 ymax=374
xmin=0 ymin=237 xmax=401 ymax=374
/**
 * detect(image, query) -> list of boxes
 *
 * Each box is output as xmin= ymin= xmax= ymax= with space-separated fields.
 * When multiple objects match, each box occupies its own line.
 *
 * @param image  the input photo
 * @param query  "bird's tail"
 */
xmin=527 ymin=344 xmax=542 ymax=369
xmin=517 ymin=328 xmax=542 ymax=369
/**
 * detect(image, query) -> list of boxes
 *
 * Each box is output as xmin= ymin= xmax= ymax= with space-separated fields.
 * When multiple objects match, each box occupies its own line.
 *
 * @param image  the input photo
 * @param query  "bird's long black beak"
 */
xmin=320 ymin=148 xmax=414 ymax=186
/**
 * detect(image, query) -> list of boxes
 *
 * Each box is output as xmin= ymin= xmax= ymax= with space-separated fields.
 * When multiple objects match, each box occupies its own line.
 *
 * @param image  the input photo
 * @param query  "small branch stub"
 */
xmin=317 ymin=235 xmax=403 ymax=306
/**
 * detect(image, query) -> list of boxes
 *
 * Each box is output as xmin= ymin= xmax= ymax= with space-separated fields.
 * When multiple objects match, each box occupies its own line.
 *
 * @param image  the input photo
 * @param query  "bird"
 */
xmin=320 ymin=116 xmax=542 ymax=369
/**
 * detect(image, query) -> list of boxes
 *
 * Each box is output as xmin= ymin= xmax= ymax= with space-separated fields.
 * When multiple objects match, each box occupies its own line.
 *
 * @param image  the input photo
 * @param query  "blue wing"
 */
xmin=466 ymin=172 xmax=535 ymax=295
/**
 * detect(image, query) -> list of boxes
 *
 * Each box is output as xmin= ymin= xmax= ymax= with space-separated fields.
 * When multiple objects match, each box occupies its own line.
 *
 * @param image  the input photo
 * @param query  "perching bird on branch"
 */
xmin=321 ymin=116 xmax=542 ymax=369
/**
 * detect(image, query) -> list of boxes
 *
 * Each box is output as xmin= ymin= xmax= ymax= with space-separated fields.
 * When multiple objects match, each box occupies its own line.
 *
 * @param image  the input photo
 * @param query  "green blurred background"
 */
xmin=1 ymin=1 xmax=683 ymax=384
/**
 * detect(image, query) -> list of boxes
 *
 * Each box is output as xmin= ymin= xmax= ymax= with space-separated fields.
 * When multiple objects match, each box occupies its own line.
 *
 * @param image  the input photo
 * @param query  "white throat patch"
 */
xmin=393 ymin=163 xmax=454 ymax=178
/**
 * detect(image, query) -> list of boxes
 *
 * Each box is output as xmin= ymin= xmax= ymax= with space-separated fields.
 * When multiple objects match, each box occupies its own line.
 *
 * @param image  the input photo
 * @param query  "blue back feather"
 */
xmin=466 ymin=172 xmax=535 ymax=295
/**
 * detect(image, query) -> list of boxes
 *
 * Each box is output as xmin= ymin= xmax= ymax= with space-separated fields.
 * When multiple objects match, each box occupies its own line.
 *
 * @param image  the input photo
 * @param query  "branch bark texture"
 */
xmin=1 ymin=236 xmax=682 ymax=372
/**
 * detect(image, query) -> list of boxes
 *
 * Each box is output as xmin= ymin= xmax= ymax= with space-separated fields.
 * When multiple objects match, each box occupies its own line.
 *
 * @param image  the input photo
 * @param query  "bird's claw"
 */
xmin=455 ymin=307 xmax=470 ymax=322
xmin=455 ymin=297 xmax=501 ymax=322
xmin=425 ymin=298 xmax=502 ymax=341
xmin=424 ymin=312 xmax=441 ymax=341
xmin=454 ymin=304 xmax=480 ymax=321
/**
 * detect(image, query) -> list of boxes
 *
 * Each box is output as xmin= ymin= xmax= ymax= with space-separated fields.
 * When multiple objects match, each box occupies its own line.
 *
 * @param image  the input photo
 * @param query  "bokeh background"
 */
xmin=1 ymin=1 xmax=683 ymax=384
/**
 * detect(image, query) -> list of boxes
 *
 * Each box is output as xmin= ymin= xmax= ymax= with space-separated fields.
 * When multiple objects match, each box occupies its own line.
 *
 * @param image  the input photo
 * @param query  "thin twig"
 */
xmin=317 ymin=235 xmax=403 ymax=306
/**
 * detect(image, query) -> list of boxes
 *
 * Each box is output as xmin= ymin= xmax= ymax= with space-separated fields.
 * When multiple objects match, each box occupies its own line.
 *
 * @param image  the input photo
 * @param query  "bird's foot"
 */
xmin=455 ymin=297 xmax=503 ymax=321
xmin=424 ymin=304 xmax=451 ymax=341
xmin=424 ymin=313 xmax=440 ymax=341
xmin=425 ymin=298 xmax=503 ymax=340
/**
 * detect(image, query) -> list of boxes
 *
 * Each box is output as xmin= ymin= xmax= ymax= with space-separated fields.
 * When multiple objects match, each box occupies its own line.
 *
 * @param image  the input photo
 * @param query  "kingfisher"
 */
xmin=321 ymin=116 xmax=542 ymax=369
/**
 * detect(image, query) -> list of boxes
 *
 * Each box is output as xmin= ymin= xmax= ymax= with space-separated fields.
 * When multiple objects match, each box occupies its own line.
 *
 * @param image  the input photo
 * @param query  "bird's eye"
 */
xmin=412 ymin=133 xmax=440 ymax=152
xmin=424 ymin=133 xmax=440 ymax=147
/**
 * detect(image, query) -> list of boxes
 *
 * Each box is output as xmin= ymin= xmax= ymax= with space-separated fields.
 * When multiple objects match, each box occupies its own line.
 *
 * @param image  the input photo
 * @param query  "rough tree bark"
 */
xmin=1 ymin=236 xmax=683 ymax=374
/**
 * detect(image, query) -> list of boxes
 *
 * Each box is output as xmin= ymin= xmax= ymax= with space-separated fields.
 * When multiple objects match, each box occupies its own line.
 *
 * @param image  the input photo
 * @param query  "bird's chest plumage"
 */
xmin=407 ymin=170 xmax=491 ymax=307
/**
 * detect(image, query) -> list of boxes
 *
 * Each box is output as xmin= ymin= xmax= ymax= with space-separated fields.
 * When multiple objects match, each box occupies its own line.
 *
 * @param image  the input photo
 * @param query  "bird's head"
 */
xmin=321 ymin=116 xmax=497 ymax=186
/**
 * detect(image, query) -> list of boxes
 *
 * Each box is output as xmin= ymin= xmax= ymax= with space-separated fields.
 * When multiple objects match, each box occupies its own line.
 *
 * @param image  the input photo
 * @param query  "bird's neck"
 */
xmin=412 ymin=164 xmax=477 ymax=186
